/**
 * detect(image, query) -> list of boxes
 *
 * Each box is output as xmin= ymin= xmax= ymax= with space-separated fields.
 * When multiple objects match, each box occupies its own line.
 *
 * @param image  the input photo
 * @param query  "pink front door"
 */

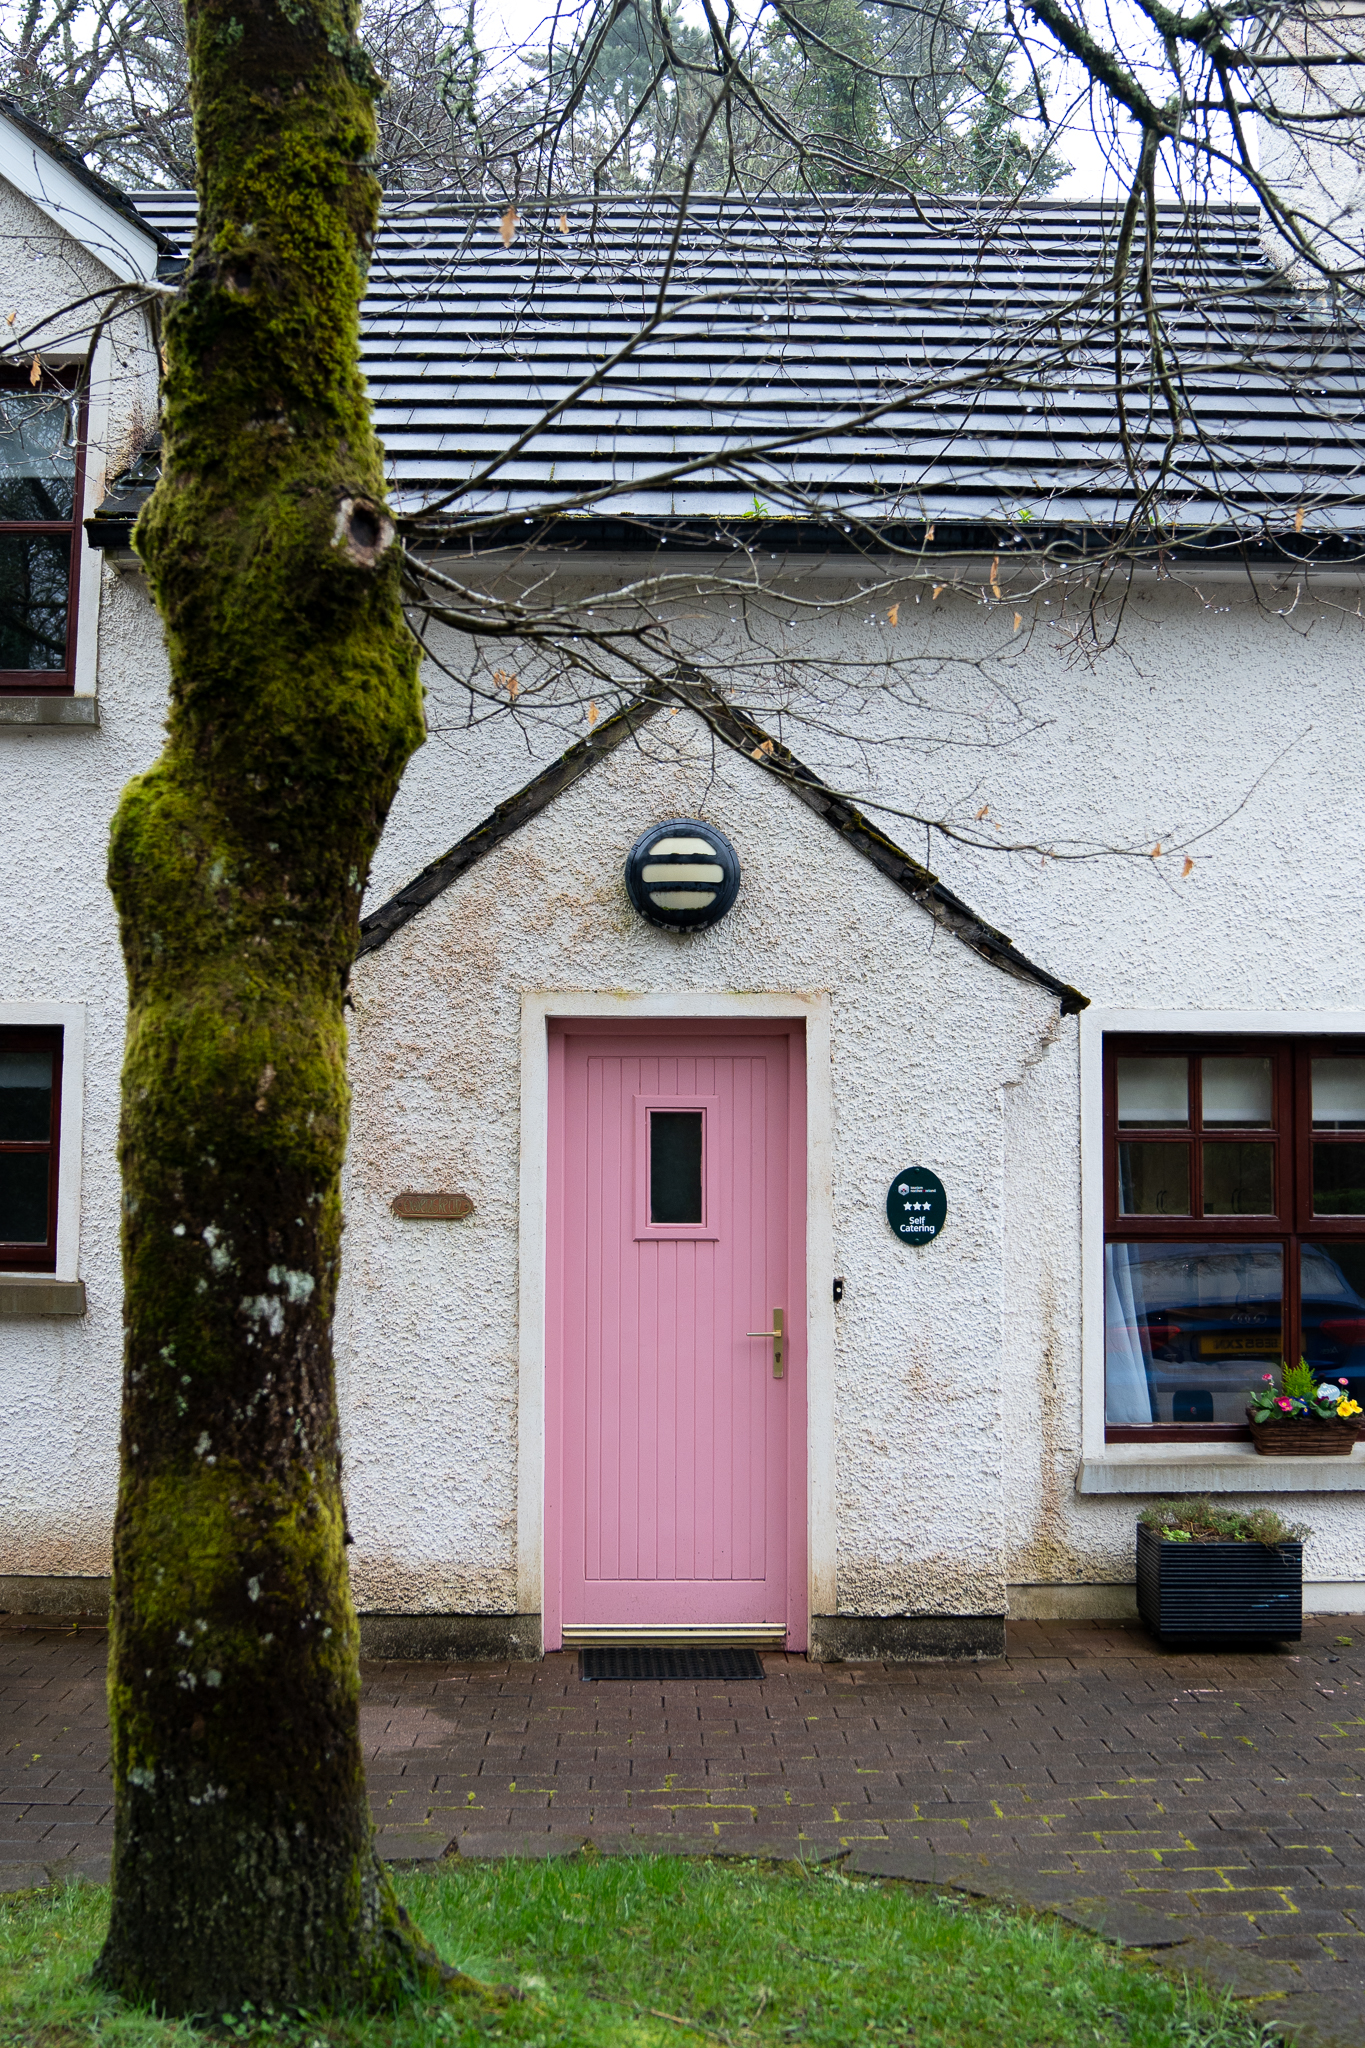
xmin=545 ymin=1020 xmax=806 ymax=1649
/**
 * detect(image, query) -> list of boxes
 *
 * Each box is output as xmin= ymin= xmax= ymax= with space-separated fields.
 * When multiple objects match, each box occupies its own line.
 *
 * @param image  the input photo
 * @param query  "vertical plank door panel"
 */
xmin=549 ymin=1023 xmax=803 ymax=1637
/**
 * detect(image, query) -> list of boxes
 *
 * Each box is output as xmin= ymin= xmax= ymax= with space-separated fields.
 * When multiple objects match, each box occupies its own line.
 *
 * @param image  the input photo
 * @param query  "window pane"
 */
xmin=0 ymin=392 xmax=76 ymax=520
xmin=1116 ymin=1056 xmax=1188 ymax=1127
xmin=0 ymin=1051 xmax=52 ymax=1140
xmin=1202 ymin=1141 xmax=1275 ymax=1215
xmin=0 ymin=534 xmax=70 ymax=669
xmin=650 ymin=1110 xmax=703 ymax=1223
xmin=1313 ymin=1142 xmax=1365 ymax=1215
xmin=1118 ymin=1141 xmax=1190 ymax=1215
xmin=1106 ymin=1241 xmax=1282 ymax=1425
xmin=1312 ymin=1057 xmax=1365 ymax=1129
xmin=1301 ymin=1241 xmax=1365 ymax=1412
xmin=0 ymin=1151 xmax=50 ymax=1243
xmin=1202 ymin=1056 xmax=1272 ymax=1127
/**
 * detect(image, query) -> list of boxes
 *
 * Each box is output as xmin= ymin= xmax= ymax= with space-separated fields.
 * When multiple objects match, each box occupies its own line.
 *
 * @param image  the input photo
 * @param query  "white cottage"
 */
xmin=3 ymin=97 xmax=1365 ymax=1657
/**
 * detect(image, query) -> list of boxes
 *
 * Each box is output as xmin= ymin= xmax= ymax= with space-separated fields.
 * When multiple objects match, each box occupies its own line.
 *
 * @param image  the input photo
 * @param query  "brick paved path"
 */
xmin=3 ymin=1615 xmax=1363 ymax=2039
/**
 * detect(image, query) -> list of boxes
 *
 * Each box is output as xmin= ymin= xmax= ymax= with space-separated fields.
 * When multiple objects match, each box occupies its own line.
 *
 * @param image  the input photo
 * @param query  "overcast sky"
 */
xmin=468 ymin=0 xmax=1213 ymax=200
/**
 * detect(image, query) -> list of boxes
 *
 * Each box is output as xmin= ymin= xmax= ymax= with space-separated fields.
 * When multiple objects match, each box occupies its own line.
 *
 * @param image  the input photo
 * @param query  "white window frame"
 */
xmin=1079 ymin=1006 xmax=1365 ymax=1494
xmin=0 ymin=1000 xmax=85 ymax=1280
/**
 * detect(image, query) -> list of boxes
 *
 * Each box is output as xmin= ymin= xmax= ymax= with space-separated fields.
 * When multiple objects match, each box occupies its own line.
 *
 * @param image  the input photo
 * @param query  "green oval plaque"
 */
xmin=886 ymin=1166 xmax=947 ymax=1244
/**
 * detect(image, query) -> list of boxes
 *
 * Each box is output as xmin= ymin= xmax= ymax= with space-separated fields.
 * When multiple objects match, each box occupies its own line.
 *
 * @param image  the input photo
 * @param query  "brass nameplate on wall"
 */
xmin=390 ymin=1191 xmax=474 ymax=1220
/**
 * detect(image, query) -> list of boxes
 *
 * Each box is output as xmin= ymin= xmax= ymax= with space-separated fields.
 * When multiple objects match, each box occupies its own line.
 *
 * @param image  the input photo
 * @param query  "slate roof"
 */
xmin=357 ymin=686 xmax=1088 ymax=1014
xmin=131 ymin=190 xmax=1365 ymax=543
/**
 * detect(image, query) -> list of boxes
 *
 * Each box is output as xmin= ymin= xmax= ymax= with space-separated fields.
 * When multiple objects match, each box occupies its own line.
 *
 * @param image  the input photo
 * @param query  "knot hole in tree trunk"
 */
xmin=333 ymin=497 xmax=393 ymax=567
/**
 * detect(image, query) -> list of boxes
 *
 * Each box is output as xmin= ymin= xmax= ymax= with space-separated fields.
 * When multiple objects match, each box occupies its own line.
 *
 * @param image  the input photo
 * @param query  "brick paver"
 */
xmin=3 ymin=1614 xmax=1363 ymax=2034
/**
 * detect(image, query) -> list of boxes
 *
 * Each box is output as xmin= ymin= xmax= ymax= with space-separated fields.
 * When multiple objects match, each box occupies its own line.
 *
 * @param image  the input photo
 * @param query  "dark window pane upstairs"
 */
xmin=0 ymin=392 xmax=77 ymax=521
xmin=0 ymin=1051 xmax=53 ymax=1140
xmin=650 ymin=1110 xmax=703 ymax=1224
xmin=0 ymin=535 xmax=71 ymax=668
xmin=0 ymin=1151 xmax=49 ymax=1243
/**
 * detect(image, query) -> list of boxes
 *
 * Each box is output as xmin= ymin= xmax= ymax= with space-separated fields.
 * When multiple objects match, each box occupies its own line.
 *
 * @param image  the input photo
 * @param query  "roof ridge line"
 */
xmin=356 ymin=689 xmax=1088 ymax=1014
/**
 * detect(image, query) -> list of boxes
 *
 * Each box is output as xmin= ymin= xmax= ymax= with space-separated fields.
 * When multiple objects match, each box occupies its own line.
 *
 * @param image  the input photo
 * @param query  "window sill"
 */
xmin=0 ymin=696 xmax=98 ymax=729
xmin=0 ymin=1277 xmax=86 ymax=1316
xmin=1077 ymin=1443 xmax=1365 ymax=1494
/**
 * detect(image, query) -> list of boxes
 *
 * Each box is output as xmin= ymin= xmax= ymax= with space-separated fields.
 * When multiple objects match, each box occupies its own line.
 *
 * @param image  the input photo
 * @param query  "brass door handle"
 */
xmin=746 ymin=1307 xmax=784 ymax=1378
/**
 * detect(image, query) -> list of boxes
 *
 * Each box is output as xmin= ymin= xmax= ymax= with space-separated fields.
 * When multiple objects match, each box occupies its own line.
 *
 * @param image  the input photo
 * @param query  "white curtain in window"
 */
xmin=1105 ymin=1244 xmax=1156 ymax=1423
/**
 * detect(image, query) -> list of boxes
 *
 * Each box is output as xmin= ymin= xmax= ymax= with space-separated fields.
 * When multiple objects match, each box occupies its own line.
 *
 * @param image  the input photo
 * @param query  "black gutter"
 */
xmin=88 ymin=499 xmax=1365 ymax=567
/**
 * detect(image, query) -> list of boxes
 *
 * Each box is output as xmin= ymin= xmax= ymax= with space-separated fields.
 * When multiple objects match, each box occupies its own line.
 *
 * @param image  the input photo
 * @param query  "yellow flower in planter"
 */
xmin=1337 ymin=1398 xmax=1363 ymax=1418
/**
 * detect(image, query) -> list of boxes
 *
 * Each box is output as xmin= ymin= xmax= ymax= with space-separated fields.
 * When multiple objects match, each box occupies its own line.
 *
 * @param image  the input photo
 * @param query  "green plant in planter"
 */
xmin=1252 ymin=1359 xmax=1358 ymax=1425
xmin=1247 ymin=1358 xmax=1363 ymax=1425
xmin=1138 ymin=1498 xmax=1310 ymax=1547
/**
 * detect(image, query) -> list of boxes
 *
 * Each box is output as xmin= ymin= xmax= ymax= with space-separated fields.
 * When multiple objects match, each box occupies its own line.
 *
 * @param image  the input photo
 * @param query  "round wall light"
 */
xmin=625 ymin=818 xmax=741 ymax=933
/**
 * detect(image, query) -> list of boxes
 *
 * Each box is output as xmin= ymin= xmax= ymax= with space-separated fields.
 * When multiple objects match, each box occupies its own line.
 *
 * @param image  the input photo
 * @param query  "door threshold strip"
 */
xmin=561 ymin=1624 xmax=787 ymax=1647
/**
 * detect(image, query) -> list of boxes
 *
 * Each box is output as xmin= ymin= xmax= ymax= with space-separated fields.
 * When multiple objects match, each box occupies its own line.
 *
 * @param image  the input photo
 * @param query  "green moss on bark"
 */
xmin=95 ymin=0 xmax=452 ymax=2015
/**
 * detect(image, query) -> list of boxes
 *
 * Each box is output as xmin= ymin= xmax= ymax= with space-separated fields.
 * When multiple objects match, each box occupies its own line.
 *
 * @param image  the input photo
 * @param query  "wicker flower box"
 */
xmin=1247 ymin=1418 xmax=1361 ymax=1457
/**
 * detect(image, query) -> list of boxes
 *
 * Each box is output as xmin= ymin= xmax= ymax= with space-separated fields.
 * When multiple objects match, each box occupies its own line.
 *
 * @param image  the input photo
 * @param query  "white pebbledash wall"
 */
xmin=4 ymin=170 xmax=1364 ymax=1629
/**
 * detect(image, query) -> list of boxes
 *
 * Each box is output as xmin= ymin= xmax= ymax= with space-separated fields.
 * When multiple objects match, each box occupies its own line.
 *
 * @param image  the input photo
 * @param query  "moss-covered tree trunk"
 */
xmin=95 ymin=0 xmax=445 ymax=2014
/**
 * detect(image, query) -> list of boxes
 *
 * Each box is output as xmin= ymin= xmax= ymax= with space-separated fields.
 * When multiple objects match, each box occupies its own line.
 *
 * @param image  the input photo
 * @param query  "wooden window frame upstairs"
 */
xmin=0 ymin=367 xmax=87 ymax=696
xmin=1104 ymin=1033 xmax=1365 ymax=1441
xmin=0 ymin=1025 xmax=64 ymax=1272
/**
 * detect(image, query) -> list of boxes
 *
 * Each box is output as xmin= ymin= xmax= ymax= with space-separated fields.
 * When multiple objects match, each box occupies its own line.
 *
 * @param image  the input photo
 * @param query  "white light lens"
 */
xmin=648 ymin=889 xmax=717 ymax=909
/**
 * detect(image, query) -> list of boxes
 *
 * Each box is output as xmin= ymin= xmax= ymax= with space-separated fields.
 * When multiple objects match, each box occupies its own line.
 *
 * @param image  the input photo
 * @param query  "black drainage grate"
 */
xmin=579 ymin=1645 xmax=767 ymax=1682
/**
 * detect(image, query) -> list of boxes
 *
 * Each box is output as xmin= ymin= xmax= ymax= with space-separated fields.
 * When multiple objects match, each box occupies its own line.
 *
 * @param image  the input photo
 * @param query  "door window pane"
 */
xmin=1118 ymin=1141 xmax=1190 ymax=1215
xmin=1313 ymin=1058 xmax=1365 ymax=1129
xmin=1313 ymin=1143 xmax=1365 ymax=1215
xmin=1202 ymin=1142 xmax=1275 ymax=1215
xmin=0 ymin=534 xmax=71 ymax=669
xmin=0 ymin=392 xmax=76 ymax=520
xmin=0 ymin=1151 xmax=49 ymax=1242
xmin=1106 ymin=1241 xmax=1282 ymax=1424
xmin=1301 ymin=1241 xmax=1365 ymax=1412
xmin=0 ymin=1051 xmax=52 ymax=1140
xmin=1116 ymin=1056 xmax=1188 ymax=1127
xmin=649 ymin=1110 xmax=703 ymax=1223
xmin=1202 ymin=1056 xmax=1272 ymax=1126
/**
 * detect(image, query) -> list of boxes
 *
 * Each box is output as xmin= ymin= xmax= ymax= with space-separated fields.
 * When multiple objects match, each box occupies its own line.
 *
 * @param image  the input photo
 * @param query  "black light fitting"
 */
xmin=625 ymin=818 xmax=741 ymax=933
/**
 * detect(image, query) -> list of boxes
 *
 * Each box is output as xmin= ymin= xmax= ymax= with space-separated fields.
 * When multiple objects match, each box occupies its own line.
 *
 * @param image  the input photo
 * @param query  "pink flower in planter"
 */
xmin=1275 ymin=1396 xmax=1294 ymax=1412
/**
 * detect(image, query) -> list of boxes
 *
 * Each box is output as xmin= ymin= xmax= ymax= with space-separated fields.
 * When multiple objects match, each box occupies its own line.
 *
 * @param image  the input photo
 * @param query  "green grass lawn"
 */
xmin=0 ymin=1855 xmax=1278 ymax=2048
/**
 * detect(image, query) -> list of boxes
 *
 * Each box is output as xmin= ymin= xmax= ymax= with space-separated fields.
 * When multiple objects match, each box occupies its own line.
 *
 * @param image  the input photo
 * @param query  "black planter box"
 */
xmin=1135 ymin=1524 xmax=1302 ymax=1643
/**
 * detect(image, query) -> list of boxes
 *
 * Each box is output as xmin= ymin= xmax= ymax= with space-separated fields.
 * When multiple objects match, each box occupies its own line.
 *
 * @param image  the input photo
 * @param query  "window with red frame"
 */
xmin=0 ymin=1027 xmax=63 ymax=1271
xmin=0 ymin=369 xmax=85 ymax=693
xmin=1104 ymin=1038 xmax=1365 ymax=1440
